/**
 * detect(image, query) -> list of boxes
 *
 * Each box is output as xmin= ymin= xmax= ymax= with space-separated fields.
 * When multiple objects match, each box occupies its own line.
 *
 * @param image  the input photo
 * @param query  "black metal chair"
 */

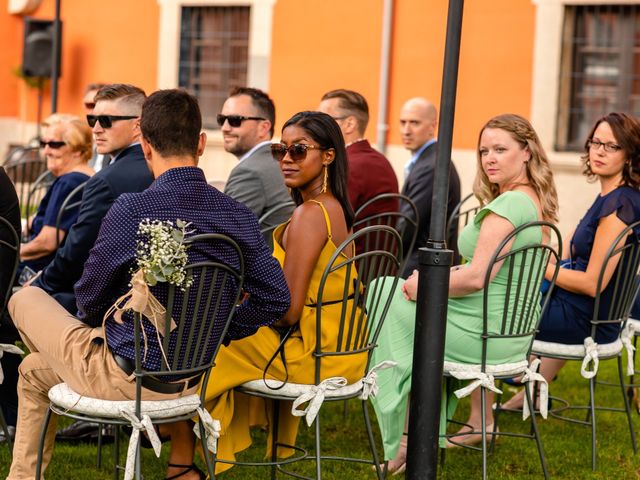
xmin=223 ymin=225 xmax=402 ymax=479
xmin=446 ymin=192 xmax=480 ymax=246
xmin=34 ymin=233 xmax=245 ymax=479
xmin=54 ymin=180 xmax=88 ymax=247
xmin=353 ymin=193 xmax=418 ymax=272
xmin=531 ymin=219 xmax=640 ymax=471
xmin=4 ymin=156 xmax=48 ymax=218
xmin=22 ymin=170 xmax=55 ymax=240
xmin=443 ymin=221 xmax=562 ymax=480
xmin=259 ymin=201 xmax=296 ymax=251
xmin=0 ymin=216 xmax=22 ymax=457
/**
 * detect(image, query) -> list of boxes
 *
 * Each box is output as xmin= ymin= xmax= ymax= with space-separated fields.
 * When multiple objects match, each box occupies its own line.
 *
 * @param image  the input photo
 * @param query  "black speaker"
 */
xmin=22 ymin=18 xmax=62 ymax=78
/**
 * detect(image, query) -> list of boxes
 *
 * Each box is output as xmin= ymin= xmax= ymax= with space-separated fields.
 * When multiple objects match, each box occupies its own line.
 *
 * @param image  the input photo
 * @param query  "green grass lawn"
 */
xmin=2 ymin=359 xmax=640 ymax=479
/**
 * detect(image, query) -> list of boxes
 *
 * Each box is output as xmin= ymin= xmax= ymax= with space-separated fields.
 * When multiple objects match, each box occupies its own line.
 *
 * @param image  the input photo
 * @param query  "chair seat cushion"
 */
xmin=629 ymin=318 xmax=640 ymax=333
xmin=532 ymin=338 xmax=622 ymax=359
xmin=238 ymin=378 xmax=363 ymax=399
xmin=48 ymin=383 xmax=201 ymax=419
xmin=442 ymin=359 xmax=529 ymax=378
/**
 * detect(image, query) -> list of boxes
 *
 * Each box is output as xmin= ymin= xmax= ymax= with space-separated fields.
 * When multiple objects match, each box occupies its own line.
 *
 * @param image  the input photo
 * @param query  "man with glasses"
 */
xmin=83 ymin=82 xmax=108 ymax=172
xmin=318 ymin=89 xmax=399 ymax=224
xmin=29 ymin=83 xmax=153 ymax=443
xmin=220 ymin=87 xmax=292 ymax=228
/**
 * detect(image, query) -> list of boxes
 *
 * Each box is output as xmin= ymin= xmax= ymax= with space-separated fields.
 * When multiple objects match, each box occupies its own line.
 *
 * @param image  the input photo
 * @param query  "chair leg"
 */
xmin=0 ymin=407 xmax=13 ymax=458
xmin=524 ymin=380 xmax=549 ymax=479
xmin=199 ymin=419 xmax=216 ymax=480
xmin=271 ymin=399 xmax=280 ymax=480
xmin=113 ymin=425 xmax=120 ymax=480
xmin=134 ymin=429 xmax=141 ymax=480
xmin=362 ymin=400 xmax=384 ymax=480
xmin=589 ymin=376 xmax=597 ymax=471
xmin=97 ymin=422 xmax=103 ymax=468
xmin=618 ymin=356 xmax=637 ymax=453
xmin=35 ymin=407 xmax=53 ymax=480
xmin=315 ymin=410 xmax=322 ymax=480
xmin=480 ymin=387 xmax=487 ymax=480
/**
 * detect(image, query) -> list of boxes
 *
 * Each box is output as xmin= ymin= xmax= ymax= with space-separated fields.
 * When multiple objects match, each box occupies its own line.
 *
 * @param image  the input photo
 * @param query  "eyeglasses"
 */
xmin=86 ymin=114 xmax=138 ymax=128
xmin=271 ymin=143 xmax=325 ymax=162
xmin=39 ymin=139 xmax=66 ymax=149
xmin=587 ymin=139 xmax=622 ymax=153
xmin=84 ymin=102 xmax=96 ymax=110
xmin=216 ymin=114 xmax=266 ymax=128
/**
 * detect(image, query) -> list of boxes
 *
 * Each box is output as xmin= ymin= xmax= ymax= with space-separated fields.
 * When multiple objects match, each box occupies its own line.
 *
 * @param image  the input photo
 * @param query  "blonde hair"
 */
xmin=42 ymin=113 xmax=93 ymax=162
xmin=472 ymin=113 xmax=559 ymax=223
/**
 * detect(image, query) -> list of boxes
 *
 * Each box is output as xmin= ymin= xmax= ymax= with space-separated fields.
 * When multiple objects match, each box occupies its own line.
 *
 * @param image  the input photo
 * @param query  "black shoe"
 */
xmin=55 ymin=420 xmax=116 ymax=444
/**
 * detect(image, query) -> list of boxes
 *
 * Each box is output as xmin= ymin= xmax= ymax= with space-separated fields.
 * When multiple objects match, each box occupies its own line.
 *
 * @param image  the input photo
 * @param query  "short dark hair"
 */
xmin=85 ymin=82 xmax=107 ymax=94
xmin=229 ymin=87 xmax=276 ymax=137
xmin=140 ymin=89 xmax=202 ymax=157
xmin=94 ymin=84 xmax=146 ymax=114
xmin=321 ymin=89 xmax=369 ymax=135
xmin=582 ymin=112 xmax=640 ymax=188
xmin=282 ymin=111 xmax=354 ymax=229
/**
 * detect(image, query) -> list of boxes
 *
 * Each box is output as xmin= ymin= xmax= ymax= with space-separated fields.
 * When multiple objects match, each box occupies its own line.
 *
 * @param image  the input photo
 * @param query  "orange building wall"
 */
xmin=270 ymin=0 xmax=536 ymax=149
xmin=0 ymin=0 xmax=159 ymax=122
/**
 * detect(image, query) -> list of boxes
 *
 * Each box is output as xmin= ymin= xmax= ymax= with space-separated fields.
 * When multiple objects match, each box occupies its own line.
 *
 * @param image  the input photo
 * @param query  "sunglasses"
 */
xmin=86 ymin=114 xmax=138 ymax=128
xmin=271 ymin=143 xmax=325 ymax=162
xmin=216 ymin=114 xmax=265 ymax=128
xmin=39 ymin=139 xmax=66 ymax=149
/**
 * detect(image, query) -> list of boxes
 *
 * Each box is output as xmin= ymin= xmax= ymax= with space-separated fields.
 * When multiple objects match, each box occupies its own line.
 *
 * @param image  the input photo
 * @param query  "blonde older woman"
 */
xmin=20 ymin=114 xmax=94 ymax=274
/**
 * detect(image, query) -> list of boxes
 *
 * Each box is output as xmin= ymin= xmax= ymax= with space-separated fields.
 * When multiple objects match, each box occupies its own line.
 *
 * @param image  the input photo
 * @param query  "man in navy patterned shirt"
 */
xmin=6 ymin=89 xmax=290 ymax=479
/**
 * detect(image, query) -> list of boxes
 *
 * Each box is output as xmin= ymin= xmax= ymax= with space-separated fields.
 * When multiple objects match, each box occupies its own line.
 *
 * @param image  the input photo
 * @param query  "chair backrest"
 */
xmin=481 ymin=221 xmax=562 ymax=367
xmin=134 ymin=233 xmax=245 ymax=389
xmin=23 ymin=170 xmax=55 ymax=237
xmin=353 ymin=193 xmax=418 ymax=265
xmin=591 ymin=219 xmax=640 ymax=333
xmin=259 ymin=200 xmax=295 ymax=250
xmin=55 ymin=180 xmax=88 ymax=247
xmin=0 ymin=216 xmax=20 ymax=317
xmin=446 ymin=192 xmax=481 ymax=244
xmin=314 ymin=225 xmax=402 ymax=382
xmin=4 ymin=157 xmax=48 ymax=215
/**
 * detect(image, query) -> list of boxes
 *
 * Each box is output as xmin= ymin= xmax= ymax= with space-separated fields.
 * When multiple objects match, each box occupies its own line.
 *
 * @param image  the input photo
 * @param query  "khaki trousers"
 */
xmin=6 ymin=287 xmax=191 ymax=480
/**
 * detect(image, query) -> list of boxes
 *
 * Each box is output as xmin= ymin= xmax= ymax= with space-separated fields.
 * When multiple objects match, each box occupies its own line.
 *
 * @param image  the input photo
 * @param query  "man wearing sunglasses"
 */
xmin=28 ymin=83 xmax=153 ymax=443
xmin=83 ymin=82 xmax=109 ymax=172
xmin=220 ymin=87 xmax=293 ymax=228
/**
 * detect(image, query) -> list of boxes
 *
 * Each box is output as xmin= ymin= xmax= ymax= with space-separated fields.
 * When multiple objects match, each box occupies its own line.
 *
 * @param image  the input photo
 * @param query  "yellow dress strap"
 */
xmin=308 ymin=199 xmax=332 ymax=239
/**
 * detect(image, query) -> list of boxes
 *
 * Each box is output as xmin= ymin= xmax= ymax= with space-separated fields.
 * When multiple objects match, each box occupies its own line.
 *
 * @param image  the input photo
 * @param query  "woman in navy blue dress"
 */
xmin=504 ymin=112 xmax=640 ymax=409
xmin=20 ymin=114 xmax=94 ymax=274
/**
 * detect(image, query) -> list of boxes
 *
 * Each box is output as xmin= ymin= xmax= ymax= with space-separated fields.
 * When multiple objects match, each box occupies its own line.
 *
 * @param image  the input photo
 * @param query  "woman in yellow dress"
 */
xmin=165 ymin=111 xmax=363 ymax=480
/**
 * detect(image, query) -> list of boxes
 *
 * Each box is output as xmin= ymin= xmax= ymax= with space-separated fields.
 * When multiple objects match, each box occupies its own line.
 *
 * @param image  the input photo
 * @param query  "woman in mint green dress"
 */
xmin=371 ymin=114 xmax=559 ymax=474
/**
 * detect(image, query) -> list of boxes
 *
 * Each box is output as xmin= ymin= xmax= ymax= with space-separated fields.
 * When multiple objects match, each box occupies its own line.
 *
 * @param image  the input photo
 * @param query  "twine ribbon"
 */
xmin=120 ymin=409 xmax=161 ymax=480
xmin=103 ymin=269 xmax=176 ymax=367
xmin=621 ymin=322 xmax=636 ymax=376
xmin=580 ymin=337 xmax=599 ymax=379
xmin=0 ymin=344 xmax=24 ymax=384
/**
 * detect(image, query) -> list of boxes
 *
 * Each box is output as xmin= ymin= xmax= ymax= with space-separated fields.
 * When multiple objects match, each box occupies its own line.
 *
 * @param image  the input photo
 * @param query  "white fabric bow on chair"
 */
xmin=359 ymin=360 xmax=397 ymax=400
xmin=451 ymin=371 xmax=503 ymax=399
xmin=193 ymin=406 xmax=221 ymax=454
xmin=520 ymin=358 xmax=548 ymax=420
xmin=120 ymin=409 xmax=162 ymax=480
xmin=291 ymin=377 xmax=347 ymax=426
xmin=581 ymin=337 xmax=599 ymax=379
xmin=621 ymin=323 xmax=636 ymax=376
xmin=0 ymin=343 xmax=24 ymax=384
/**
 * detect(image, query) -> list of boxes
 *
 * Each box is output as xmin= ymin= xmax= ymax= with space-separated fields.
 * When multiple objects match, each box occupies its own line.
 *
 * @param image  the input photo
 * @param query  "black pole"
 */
xmin=50 ymin=0 xmax=62 ymax=113
xmin=406 ymin=1 xmax=464 ymax=479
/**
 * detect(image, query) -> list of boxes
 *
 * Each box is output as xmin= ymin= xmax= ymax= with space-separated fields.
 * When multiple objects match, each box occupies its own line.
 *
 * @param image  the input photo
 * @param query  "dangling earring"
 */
xmin=321 ymin=164 xmax=328 ymax=193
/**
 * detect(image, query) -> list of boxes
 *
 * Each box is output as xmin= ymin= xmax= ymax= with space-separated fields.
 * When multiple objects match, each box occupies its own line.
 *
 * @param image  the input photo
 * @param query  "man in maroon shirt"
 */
xmin=319 ymin=89 xmax=399 ymax=221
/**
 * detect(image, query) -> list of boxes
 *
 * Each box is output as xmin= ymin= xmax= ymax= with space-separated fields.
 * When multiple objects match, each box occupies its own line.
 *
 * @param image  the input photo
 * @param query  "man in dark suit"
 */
xmin=220 ymin=87 xmax=293 ymax=228
xmin=30 ymin=83 xmax=153 ymax=442
xmin=398 ymin=97 xmax=461 ymax=278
